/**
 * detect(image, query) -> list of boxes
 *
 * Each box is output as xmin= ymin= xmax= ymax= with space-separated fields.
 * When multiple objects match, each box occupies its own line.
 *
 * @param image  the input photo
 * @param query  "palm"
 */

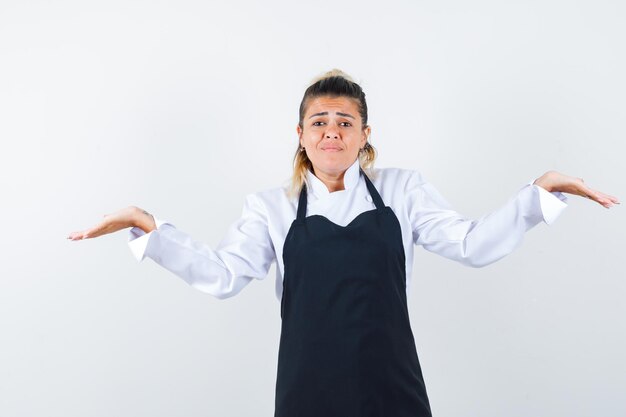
xmin=536 ymin=171 xmax=620 ymax=209
xmin=67 ymin=207 xmax=137 ymax=241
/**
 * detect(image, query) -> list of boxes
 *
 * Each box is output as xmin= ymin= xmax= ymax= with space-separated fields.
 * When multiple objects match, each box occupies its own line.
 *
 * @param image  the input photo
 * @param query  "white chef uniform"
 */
xmin=127 ymin=159 xmax=568 ymax=302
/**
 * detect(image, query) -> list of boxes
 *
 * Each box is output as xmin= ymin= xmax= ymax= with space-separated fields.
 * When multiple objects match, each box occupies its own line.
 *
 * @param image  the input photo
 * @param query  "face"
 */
xmin=297 ymin=95 xmax=371 ymax=178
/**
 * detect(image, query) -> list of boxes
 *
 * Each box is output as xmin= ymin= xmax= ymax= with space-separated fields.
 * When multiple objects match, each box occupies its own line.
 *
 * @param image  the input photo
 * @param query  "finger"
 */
xmin=579 ymin=183 xmax=603 ymax=200
xmin=594 ymin=190 xmax=621 ymax=207
xmin=578 ymin=188 xmax=606 ymax=207
xmin=599 ymin=191 xmax=620 ymax=204
xmin=69 ymin=224 xmax=105 ymax=240
xmin=67 ymin=230 xmax=90 ymax=240
xmin=81 ymin=225 xmax=106 ymax=239
xmin=579 ymin=185 xmax=596 ymax=200
xmin=584 ymin=189 xmax=618 ymax=208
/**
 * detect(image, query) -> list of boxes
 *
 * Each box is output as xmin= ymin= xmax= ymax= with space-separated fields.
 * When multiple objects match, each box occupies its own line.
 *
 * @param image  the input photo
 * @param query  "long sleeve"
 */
xmin=406 ymin=171 xmax=568 ymax=268
xmin=528 ymin=178 xmax=569 ymax=225
xmin=127 ymin=216 xmax=174 ymax=262
xmin=127 ymin=193 xmax=276 ymax=299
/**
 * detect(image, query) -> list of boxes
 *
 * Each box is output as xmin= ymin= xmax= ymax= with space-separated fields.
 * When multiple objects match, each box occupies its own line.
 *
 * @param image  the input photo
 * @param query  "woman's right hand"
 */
xmin=67 ymin=206 xmax=156 ymax=241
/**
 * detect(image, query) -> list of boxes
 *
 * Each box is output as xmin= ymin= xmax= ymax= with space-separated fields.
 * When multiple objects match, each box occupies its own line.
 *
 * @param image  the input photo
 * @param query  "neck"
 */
xmin=313 ymin=168 xmax=346 ymax=193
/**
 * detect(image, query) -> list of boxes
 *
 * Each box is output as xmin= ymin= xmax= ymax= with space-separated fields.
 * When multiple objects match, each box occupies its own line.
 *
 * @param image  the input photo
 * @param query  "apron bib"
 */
xmin=275 ymin=167 xmax=432 ymax=417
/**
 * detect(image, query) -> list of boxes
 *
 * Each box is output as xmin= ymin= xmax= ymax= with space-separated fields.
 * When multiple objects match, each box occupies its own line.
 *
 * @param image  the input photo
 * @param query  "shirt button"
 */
xmin=365 ymin=195 xmax=373 ymax=202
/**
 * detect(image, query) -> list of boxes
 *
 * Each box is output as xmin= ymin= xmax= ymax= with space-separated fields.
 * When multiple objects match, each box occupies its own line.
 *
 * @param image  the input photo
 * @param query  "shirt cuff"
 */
xmin=527 ymin=178 xmax=569 ymax=225
xmin=127 ymin=216 xmax=174 ymax=262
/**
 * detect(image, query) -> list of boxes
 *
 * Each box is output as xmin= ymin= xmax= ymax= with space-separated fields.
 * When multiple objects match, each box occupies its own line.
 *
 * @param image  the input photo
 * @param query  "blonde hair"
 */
xmin=287 ymin=69 xmax=378 ymax=200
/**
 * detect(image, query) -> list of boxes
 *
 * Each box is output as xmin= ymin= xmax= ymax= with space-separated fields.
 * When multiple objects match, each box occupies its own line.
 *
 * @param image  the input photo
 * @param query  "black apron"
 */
xmin=275 ymin=167 xmax=432 ymax=417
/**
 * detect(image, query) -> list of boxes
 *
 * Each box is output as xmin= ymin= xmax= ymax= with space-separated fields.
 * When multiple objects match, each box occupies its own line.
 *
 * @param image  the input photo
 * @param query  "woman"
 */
xmin=68 ymin=69 xmax=619 ymax=417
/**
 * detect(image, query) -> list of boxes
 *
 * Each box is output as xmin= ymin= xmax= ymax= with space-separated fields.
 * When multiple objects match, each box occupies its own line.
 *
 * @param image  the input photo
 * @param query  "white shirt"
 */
xmin=128 ymin=158 xmax=568 ymax=302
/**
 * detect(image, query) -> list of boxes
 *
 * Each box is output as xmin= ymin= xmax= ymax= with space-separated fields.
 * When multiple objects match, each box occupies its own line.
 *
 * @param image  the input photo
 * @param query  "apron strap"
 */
xmin=297 ymin=182 xmax=308 ymax=221
xmin=360 ymin=168 xmax=385 ymax=210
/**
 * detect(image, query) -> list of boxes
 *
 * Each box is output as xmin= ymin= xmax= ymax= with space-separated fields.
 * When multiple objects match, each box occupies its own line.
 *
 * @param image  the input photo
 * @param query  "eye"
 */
xmin=313 ymin=121 xmax=325 ymax=126
xmin=340 ymin=122 xmax=352 ymax=127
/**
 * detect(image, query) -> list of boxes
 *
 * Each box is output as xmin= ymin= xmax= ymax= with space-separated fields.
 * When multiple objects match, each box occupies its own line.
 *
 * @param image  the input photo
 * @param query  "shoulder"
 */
xmin=242 ymin=180 xmax=295 ymax=215
xmin=254 ymin=185 xmax=292 ymax=203
xmin=369 ymin=166 xmax=427 ymax=192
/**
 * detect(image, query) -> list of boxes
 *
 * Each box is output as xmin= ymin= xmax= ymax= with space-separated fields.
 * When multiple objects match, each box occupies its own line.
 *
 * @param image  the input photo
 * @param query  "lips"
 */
xmin=322 ymin=147 xmax=342 ymax=151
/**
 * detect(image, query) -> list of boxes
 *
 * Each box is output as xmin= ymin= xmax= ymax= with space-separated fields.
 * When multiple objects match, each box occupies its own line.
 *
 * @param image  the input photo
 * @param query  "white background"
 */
xmin=1 ymin=0 xmax=625 ymax=416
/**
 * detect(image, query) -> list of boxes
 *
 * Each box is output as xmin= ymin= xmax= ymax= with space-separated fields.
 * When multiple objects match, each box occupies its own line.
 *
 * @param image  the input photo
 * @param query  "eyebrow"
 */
xmin=308 ymin=111 xmax=355 ymax=119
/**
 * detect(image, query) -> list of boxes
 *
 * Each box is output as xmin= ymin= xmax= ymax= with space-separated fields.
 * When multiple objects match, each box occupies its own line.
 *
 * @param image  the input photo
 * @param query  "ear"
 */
xmin=361 ymin=125 xmax=371 ymax=147
xmin=296 ymin=124 xmax=303 ymax=147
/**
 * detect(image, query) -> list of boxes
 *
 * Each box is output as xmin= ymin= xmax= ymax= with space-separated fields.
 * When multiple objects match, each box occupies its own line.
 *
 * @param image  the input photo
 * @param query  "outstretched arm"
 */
xmin=126 ymin=194 xmax=276 ymax=299
xmin=406 ymin=169 xmax=617 ymax=268
xmin=68 ymin=194 xmax=276 ymax=300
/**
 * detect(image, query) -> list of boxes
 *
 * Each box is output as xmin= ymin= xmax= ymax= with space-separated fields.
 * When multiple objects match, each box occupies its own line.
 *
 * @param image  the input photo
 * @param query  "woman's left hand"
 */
xmin=533 ymin=170 xmax=620 ymax=209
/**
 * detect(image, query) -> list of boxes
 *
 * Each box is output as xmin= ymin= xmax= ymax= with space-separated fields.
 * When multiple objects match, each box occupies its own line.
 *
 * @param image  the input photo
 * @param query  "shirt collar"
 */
xmin=306 ymin=158 xmax=361 ymax=198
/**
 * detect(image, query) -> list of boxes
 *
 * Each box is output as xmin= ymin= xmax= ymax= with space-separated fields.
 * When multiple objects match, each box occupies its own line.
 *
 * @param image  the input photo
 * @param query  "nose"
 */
xmin=325 ymin=127 xmax=339 ymax=139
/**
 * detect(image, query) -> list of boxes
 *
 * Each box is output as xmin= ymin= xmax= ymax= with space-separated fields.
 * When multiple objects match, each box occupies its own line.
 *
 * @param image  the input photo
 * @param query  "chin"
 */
xmin=315 ymin=159 xmax=350 ymax=173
